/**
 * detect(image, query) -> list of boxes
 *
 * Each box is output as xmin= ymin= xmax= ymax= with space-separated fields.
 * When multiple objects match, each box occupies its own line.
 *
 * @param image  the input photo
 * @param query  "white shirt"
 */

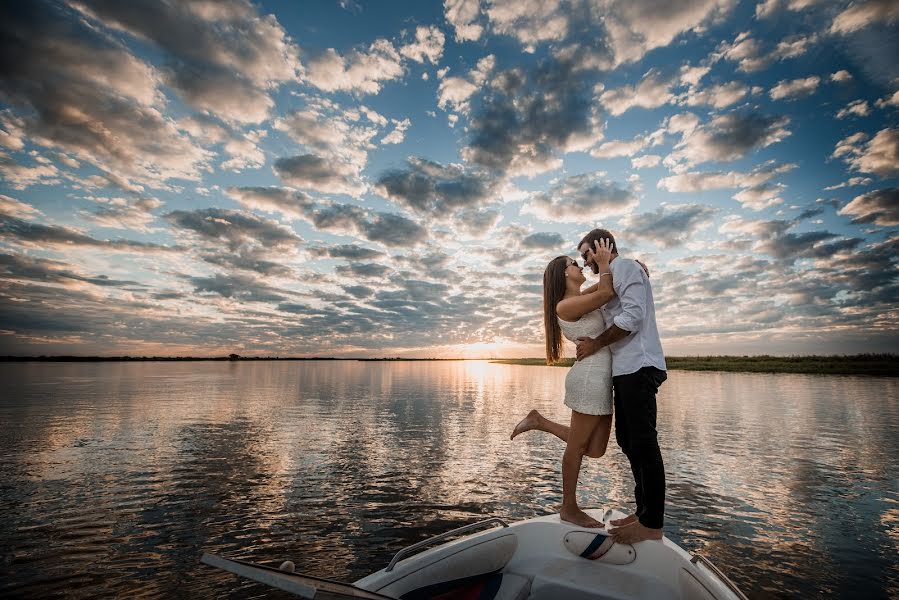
xmin=600 ymin=256 xmax=666 ymax=377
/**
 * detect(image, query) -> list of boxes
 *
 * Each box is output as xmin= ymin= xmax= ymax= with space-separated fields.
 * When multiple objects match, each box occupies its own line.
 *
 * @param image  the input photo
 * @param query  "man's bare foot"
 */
xmin=609 ymin=513 xmax=638 ymax=527
xmin=560 ymin=506 xmax=604 ymax=528
xmin=510 ymin=409 xmax=542 ymax=440
xmin=609 ymin=521 xmax=662 ymax=544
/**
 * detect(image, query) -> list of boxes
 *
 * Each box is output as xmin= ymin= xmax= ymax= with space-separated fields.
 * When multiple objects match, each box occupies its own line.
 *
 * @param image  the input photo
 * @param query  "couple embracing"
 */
xmin=511 ymin=228 xmax=668 ymax=545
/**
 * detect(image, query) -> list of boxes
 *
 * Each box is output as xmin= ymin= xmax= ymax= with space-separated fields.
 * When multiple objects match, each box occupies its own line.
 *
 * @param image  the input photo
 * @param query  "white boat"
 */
xmin=202 ymin=507 xmax=748 ymax=600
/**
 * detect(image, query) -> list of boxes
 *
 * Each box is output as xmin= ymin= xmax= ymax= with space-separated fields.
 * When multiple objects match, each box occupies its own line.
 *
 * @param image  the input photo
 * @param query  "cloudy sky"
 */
xmin=0 ymin=0 xmax=897 ymax=358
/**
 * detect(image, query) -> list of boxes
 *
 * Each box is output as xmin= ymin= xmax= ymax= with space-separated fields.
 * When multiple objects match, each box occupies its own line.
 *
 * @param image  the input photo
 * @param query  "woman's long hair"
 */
xmin=543 ymin=256 xmax=569 ymax=365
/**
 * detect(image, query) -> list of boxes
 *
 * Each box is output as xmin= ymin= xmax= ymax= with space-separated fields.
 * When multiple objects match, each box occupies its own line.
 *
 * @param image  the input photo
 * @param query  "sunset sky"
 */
xmin=0 ymin=0 xmax=897 ymax=358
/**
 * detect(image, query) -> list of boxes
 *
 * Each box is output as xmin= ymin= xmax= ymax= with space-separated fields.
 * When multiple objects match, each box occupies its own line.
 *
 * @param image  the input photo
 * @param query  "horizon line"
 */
xmin=2 ymin=353 xmax=896 ymax=361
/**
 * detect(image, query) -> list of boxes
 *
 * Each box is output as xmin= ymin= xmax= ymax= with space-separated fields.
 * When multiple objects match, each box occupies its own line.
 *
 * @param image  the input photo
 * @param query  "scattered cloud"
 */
xmin=0 ymin=195 xmax=42 ymax=219
xmin=830 ymin=69 xmax=853 ymax=83
xmin=226 ymin=186 xmax=314 ymax=220
xmin=189 ymin=272 xmax=290 ymax=303
xmin=274 ymin=154 xmax=367 ymax=197
xmin=452 ymin=208 xmax=503 ymax=237
xmin=302 ymin=202 xmax=428 ymax=248
xmin=599 ymin=70 xmax=675 ymax=116
xmin=0 ymin=2 xmax=218 ymax=190
xmin=717 ymin=31 xmax=817 ymax=73
xmin=303 ymin=38 xmax=404 ymax=94
xmin=658 ymin=161 xmax=796 ymax=192
xmin=375 ymin=157 xmax=497 ymax=217
xmin=180 ymin=114 xmax=267 ymax=172
xmin=832 ymin=128 xmax=899 ymax=178
xmin=310 ymin=244 xmax=385 ymax=260
xmin=523 ymin=173 xmax=640 ymax=223
xmin=81 ymin=196 xmax=163 ymax=232
xmin=680 ymin=63 xmax=711 ymax=87
xmin=597 ymin=0 xmax=738 ymax=67
xmin=0 ymin=214 xmax=181 ymax=253
xmin=732 ymin=183 xmax=785 ymax=210
xmin=521 ymin=231 xmax=566 ymax=249
xmin=838 ymin=188 xmax=899 ymax=225
xmin=823 ymin=176 xmax=872 ymax=190
xmin=718 ymin=216 xmax=861 ymax=263
xmin=875 ymin=90 xmax=899 ymax=108
xmin=591 ymin=136 xmax=649 ymax=158
xmin=620 ymin=203 xmax=718 ymax=248
xmin=399 ymin=25 xmax=446 ymax=64
xmin=0 ymin=155 xmax=61 ymax=189
xmin=163 ymin=207 xmax=302 ymax=252
xmin=443 ymin=0 xmax=484 ymax=42
xmin=659 ymin=161 xmax=795 ymax=210
xmin=462 ymin=57 xmax=604 ymax=176
xmin=831 ymin=0 xmax=899 ymax=34
xmin=666 ymin=112 xmax=791 ymax=166
xmin=486 ymin=0 xmax=570 ymax=51
xmin=381 ymin=118 xmax=412 ymax=145
xmin=755 ymin=0 xmax=824 ymax=19
xmin=227 ymin=185 xmax=429 ymax=249
xmin=632 ymin=154 xmax=662 ymax=169
xmin=0 ymin=252 xmax=141 ymax=288
xmin=836 ymin=99 xmax=872 ymax=119
xmin=437 ymin=55 xmax=495 ymax=113
xmin=769 ymin=75 xmax=820 ymax=100
xmin=274 ymin=99 xmax=387 ymax=178
xmin=681 ymin=81 xmax=749 ymax=108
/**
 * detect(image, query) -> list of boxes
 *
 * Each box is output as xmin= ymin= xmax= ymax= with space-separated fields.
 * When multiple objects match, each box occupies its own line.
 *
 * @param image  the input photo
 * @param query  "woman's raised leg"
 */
xmin=585 ymin=414 xmax=613 ymax=458
xmin=512 ymin=410 xmax=611 ymax=460
xmin=510 ymin=409 xmax=570 ymax=441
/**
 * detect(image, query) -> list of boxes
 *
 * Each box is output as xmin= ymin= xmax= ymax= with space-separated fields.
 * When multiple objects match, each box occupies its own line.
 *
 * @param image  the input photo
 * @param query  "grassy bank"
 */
xmin=490 ymin=354 xmax=898 ymax=376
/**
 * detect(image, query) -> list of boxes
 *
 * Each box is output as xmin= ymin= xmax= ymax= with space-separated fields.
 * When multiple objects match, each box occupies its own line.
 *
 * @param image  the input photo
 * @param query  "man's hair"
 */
xmin=577 ymin=228 xmax=617 ymax=254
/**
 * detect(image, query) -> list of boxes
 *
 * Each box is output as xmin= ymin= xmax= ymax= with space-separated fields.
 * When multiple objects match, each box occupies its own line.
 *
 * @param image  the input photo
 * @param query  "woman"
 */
xmin=510 ymin=238 xmax=615 ymax=528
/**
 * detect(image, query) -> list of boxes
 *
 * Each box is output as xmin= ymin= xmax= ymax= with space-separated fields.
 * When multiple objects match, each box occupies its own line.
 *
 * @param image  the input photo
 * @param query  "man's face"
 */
xmin=578 ymin=242 xmax=599 ymax=275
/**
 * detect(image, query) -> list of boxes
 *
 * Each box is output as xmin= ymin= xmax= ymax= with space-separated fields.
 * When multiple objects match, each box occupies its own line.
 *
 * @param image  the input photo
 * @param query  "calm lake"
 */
xmin=1 ymin=361 xmax=897 ymax=599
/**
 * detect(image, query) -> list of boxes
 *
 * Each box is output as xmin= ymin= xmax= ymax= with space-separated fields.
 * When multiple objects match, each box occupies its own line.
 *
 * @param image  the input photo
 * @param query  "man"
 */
xmin=576 ymin=228 xmax=668 ymax=544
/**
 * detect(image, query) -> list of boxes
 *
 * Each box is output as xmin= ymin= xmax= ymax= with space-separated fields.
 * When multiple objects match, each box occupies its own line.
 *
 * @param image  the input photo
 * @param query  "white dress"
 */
xmin=558 ymin=310 xmax=613 ymax=415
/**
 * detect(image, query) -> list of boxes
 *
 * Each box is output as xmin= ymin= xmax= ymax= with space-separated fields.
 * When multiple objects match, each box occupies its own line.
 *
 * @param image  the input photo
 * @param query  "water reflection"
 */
xmin=0 ymin=362 xmax=897 ymax=599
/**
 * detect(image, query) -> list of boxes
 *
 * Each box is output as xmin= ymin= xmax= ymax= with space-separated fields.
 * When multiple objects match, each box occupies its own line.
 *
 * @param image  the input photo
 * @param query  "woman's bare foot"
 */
xmin=560 ymin=506 xmax=604 ymax=528
xmin=609 ymin=513 xmax=638 ymax=527
xmin=609 ymin=521 xmax=662 ymax=544
xmin=510 ymin=409 xmax=542 ymax=440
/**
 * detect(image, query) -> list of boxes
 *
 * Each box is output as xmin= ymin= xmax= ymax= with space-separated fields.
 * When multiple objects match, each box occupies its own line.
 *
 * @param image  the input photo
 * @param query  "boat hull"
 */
xmin=201 ymin=508 xmax=747 ymax=600
xmin=356 ymin=508 xmax=746 ymax=600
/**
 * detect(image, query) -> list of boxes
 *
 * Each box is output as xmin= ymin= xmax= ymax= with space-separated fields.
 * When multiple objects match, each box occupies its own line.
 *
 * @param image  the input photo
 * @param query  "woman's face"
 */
xmin=565 ymin=257 xmax=586 ymax=285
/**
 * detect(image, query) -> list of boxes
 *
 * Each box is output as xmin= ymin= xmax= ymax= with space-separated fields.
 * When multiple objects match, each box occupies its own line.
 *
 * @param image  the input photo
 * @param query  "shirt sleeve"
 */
xmin=612 ymin=259 xmax=646 ymax=333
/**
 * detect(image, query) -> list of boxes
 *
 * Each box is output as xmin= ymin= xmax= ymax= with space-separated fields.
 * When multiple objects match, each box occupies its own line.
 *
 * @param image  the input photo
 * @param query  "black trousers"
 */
xmin=613 ymin=366 xmax=667 ymax=529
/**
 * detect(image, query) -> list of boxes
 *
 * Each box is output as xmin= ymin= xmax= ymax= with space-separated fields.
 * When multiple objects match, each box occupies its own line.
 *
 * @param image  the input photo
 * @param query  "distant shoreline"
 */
xmin=0 ymin=356 xmax=461 ymax=362
xmin=1 ymin=354 xmax=895 ymax=376
xmin=492 ymin=355 xmax=898 ymax=377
